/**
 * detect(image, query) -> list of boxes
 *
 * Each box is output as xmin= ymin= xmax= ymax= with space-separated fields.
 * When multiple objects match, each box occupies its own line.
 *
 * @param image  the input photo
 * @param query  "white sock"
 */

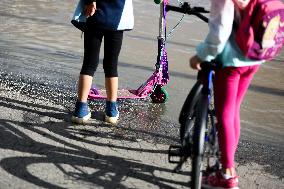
xmin=222 ymin=172 xmax=234 ymax=179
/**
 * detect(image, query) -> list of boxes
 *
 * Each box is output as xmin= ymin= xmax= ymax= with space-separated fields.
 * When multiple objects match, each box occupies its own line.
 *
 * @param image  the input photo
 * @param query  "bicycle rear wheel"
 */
xmin=191 ymin=94 xmax=209 ymax=189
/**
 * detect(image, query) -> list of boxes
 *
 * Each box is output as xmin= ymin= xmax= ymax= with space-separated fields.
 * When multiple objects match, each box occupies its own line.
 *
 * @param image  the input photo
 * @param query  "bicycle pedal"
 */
xmin=168 ymin=145 xmax=182 ymax=163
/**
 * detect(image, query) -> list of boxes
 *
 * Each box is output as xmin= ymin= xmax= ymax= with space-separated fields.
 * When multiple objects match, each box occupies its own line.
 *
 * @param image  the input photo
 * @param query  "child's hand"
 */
xmin=85 ymin=2 xmax=96 ymax=17
xmin=189 ymin=55 xmax=202 ymax=70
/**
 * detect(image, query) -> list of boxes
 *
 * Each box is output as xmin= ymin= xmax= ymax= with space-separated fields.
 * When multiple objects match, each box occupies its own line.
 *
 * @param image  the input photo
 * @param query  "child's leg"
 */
xmin=77 ymin=75 xmax=93 ymax=102
xmin=103 ymin=30 xmax=123 ymax=101
xmin=214 ymin=65 xmax=259 ymax=173
xmin=102 ymin=30 xmax=123 ymax=124
xmin=214 ymin=67 xmax=241 ymax=170
xmin=105 ymin=77 xmax=118 ymax=101
xmin=72 ymin=25 xmax=103 ymax=123
xmin=233 ymin=65 xmax=260 ymax=152
xmin=203 ymin=67 xmax=241 ymax=188
xmin=77 ymin=27 xmax=103 ymax=102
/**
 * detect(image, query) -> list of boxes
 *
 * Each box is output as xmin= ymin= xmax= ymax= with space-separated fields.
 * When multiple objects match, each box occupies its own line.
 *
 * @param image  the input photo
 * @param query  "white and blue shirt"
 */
xmin=72 ymin=0 xmax=134 ymax=31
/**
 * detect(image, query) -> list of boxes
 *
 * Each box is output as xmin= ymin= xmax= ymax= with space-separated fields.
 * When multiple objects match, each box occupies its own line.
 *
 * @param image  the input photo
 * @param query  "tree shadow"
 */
xmin=0 ymin=96 xmax=190 ymax=188
xmin=1 ymin=92 xmax=282 ymax=189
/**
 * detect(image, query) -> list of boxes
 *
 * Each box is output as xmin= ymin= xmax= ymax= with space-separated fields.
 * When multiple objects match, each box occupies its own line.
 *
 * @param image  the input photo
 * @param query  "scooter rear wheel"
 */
xmin=150 ymin=85 xmax=169 ymax=103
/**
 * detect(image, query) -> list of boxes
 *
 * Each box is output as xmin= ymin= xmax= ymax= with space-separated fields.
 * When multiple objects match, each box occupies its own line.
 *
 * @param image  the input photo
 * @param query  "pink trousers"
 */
xmin=214 ymin=65 xmax=260 ymax=168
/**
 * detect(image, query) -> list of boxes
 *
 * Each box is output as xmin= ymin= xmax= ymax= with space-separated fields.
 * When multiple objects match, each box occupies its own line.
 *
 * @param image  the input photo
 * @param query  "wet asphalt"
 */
xmin=0 ymin=0 xmax=283 ymax=183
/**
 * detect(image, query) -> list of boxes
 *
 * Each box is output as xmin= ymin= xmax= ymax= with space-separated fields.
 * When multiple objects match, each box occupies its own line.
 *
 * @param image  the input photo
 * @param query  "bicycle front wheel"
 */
xmin=179 ymin=81 xmax=203 ymax=142
xmin=191 ymin=94 xmax=209 ymax=189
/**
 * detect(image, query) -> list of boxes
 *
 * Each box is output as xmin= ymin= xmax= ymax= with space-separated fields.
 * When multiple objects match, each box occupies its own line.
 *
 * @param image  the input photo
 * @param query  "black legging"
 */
xmin=80 ymin=21 xmax=123 ymax=77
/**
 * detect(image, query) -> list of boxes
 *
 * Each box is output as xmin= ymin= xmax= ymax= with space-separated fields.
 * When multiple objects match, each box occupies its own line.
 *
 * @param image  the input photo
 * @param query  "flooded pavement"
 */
xmin=0 ymin=0 xmax=283 ymax=188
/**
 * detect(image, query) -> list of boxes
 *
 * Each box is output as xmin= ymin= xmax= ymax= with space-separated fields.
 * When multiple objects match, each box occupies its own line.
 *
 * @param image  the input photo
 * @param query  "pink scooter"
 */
xmin=88 ymin=0 xmax=170 ymax=103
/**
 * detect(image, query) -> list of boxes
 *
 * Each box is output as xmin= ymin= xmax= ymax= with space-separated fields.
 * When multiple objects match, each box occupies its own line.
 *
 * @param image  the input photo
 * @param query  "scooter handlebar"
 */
xmin=166 ymin=2 xmax=209 ymax=23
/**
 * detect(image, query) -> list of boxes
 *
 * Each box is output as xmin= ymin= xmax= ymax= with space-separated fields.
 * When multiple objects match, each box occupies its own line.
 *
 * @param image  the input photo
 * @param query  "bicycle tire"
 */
xmin=191 ymin=94 xmax=209 ymax=189
xmin=179 ymin=81 xmax=203 ymax=142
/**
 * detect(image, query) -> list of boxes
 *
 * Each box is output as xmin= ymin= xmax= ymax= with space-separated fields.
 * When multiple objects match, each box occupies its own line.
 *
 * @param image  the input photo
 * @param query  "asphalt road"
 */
xmin=0 ymin=0 xmax=283 ymax=188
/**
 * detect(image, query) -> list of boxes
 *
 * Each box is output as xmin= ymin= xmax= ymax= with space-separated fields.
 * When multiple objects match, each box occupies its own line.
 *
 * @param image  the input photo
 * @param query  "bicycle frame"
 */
xmin=199 ymin=63 xmax=218 ymax=157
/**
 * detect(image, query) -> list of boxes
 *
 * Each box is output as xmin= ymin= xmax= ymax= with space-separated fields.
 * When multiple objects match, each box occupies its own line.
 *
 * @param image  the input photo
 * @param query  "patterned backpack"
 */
xmin=235 ymin=0 xmax=284 ymax=60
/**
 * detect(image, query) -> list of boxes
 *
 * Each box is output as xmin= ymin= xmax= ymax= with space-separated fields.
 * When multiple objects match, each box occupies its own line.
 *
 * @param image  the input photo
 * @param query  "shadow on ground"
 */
xmin=0 ymin=95 xmax=283 ymax=189
xmin=0 ymin=96 xmax=190 ymax=189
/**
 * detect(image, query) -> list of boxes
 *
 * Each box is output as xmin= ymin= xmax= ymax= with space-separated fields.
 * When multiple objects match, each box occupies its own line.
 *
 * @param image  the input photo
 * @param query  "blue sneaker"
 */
xmin=71 ymin=101 xmax=91 ymax=124
xmin=105 ymin=101 xmax=119 ymax=125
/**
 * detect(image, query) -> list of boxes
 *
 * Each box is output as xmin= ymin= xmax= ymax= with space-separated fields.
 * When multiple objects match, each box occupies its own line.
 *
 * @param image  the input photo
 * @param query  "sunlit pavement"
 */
xmin=0 ymin=0 xmax=283 ymax=188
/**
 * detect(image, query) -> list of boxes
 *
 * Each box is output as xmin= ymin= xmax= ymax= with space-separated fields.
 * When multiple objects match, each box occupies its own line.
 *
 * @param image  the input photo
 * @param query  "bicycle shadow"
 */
xmin=0 ymin=96 xmax=191 ymax=188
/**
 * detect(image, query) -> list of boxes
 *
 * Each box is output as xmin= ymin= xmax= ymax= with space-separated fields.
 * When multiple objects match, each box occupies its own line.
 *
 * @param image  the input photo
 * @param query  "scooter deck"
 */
xmin=88 ymin=89 xmax=147 ymax=99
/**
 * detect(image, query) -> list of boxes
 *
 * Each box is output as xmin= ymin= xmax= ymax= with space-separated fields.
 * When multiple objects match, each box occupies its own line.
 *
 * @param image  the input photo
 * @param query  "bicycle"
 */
xmin=168 ymin=60 xmax=221 ymax=189
xmin=162 ymin=2 xmax=220 ymax=189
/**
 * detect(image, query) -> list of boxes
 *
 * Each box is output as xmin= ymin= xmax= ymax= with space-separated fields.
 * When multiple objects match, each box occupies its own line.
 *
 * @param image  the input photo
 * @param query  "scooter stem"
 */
xmin=158 ymin=1 xmax=166 ymax=39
